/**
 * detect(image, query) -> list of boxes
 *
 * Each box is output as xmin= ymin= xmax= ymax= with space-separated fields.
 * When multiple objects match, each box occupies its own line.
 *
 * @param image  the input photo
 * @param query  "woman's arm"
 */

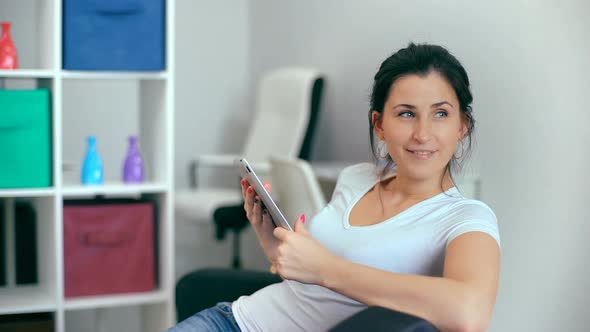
xmin=274 ymin=223 xmax=500 ymax=332
xmin=322 ymin=232 xmax=500 ymax=332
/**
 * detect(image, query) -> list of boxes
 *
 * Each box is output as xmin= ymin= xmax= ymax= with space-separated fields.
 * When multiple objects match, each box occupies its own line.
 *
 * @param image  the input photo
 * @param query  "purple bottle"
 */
xmin=122 ymin=135 xmax=144 ymax=183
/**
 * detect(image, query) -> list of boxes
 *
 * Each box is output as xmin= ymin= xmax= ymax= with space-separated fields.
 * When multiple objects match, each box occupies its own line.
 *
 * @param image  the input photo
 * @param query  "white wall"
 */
xmin=174 ymin=0 xmax=252 ymax=189
xmin=248 ymin=0 xmax=590 ymax=331
xmin=0 ymin=0 xmax=39 ymax=69
xmin=173 ymin=0 xmax=271 ymax=277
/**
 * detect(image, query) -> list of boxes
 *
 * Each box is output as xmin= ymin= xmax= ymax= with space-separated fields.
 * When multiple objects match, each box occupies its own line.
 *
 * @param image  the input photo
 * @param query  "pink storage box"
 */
xmin=63 ymin=201 xmax=155 ymax=298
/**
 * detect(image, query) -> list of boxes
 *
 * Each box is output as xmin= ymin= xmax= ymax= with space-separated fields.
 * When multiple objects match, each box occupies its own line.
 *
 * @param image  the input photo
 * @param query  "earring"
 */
xmin=377 ymin=140 xmax=389 ymax=159
xmin=454 ymin=140 xmax=465 ymax=159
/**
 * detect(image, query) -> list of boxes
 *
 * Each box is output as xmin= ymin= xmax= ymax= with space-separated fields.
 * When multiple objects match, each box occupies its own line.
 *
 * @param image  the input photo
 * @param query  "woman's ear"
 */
xmin=458 ymin=117 xmax=469 ymax=140
xmin=371 ymin=111 xmax=384 ymax=140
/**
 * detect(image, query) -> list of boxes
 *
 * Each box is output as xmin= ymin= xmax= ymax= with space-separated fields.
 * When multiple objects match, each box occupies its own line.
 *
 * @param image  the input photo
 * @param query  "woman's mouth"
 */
xmin=406 ymin=149 xmax=436 ymax=160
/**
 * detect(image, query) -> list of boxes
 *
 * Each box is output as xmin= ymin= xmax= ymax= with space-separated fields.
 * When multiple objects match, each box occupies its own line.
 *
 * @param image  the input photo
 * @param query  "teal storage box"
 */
xmin=0 ymin=89 xmax=52 ymax=188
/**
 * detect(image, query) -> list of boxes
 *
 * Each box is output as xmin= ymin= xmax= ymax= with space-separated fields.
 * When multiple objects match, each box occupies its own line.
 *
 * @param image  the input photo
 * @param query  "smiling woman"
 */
xmin=168 ymin=43 xmax=500 ymax=332
xmin=369 ymin=43 xmax=475 ymax=191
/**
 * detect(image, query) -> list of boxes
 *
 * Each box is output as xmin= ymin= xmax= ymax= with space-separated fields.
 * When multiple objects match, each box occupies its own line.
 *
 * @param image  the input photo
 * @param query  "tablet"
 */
xmin=235 ymin=158 xmax=293 ymax=231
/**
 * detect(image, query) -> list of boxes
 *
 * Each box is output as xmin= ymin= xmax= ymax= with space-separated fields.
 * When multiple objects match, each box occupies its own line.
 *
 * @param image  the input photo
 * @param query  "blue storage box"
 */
xmin=63 ymin=0 xmax=165 ymax=71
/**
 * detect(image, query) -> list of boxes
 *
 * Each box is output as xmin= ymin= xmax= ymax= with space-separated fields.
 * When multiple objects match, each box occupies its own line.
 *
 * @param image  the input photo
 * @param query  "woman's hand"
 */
xmin=273 ymin=216 xmax=339 ymax=285
xmin=241 ymin=178 xmax=280 ymax=264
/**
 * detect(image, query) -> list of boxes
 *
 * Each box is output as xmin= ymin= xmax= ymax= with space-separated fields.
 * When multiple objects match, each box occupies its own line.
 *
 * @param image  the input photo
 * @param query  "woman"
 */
xmin=169 ymin=42 xmax=501 ymax=332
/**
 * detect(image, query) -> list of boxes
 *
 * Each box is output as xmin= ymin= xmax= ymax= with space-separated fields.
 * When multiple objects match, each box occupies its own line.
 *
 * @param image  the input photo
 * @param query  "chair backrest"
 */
xmin=243 ymin=68 xmax=324 ymax=164
xmin=297 ymin=77 xmax=323 ymax=161
xmin=270 ymin=157 xmax=327 ymax=223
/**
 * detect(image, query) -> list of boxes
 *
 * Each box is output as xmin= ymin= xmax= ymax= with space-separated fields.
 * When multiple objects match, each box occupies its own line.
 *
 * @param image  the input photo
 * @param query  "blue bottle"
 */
xmin=81 ymin=136 xmax=104 ymax=185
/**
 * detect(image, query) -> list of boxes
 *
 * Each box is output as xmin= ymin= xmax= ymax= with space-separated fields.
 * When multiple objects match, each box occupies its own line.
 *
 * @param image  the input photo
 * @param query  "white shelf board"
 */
xmin=60 ymin=71 xmax=168 ymax=80
xmin=61 ymin=182 xmax=168 ymax=197
xmin=0 ymin=69 xmax=55 ymax=78
xmin=64 ymin=290 xmax=168 ymax=311
xmin=0 ymin=287 xmax=57 ymax=315
xmin=0 ymin=187 xmax=55 ymax=198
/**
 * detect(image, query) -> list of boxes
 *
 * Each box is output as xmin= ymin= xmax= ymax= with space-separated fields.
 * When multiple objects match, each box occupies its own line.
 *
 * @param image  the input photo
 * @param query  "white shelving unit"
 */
xmin=0 ymin=1 xmax=175 ymax=331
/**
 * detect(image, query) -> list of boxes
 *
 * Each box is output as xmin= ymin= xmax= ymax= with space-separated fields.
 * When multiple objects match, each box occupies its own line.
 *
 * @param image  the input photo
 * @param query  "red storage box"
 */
xmin=63 ymin=201 xmax=155 ymax=298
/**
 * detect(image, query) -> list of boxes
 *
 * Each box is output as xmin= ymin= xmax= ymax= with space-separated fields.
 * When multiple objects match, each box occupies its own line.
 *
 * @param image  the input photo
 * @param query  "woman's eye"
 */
xmin=435 ymin=110 xmax=448 ymax=118
xmin=398 ymin=111 xmax=414 ymax=118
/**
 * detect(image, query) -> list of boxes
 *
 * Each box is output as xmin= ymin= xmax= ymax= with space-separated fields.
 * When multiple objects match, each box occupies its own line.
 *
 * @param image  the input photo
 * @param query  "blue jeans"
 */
xmin=166 ymin=302 xmax=241 ymax=332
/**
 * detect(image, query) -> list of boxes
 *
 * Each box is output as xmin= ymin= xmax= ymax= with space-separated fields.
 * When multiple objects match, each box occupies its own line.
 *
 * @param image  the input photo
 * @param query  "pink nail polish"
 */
xmin=247 ymin=187 xmax=253 ymax=194
xmin=300 ymin=214 xmax=306 ymax=224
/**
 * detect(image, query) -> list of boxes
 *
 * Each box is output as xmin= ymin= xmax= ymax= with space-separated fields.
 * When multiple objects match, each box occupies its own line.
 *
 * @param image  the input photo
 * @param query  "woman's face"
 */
xmin=373 ymin=71 xmax=467 ymax=182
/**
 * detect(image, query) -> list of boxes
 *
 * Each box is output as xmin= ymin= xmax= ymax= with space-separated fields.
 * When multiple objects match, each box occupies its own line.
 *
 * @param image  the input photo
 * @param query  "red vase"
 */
xmin=0 ymin=22 xmax=19 ymax=69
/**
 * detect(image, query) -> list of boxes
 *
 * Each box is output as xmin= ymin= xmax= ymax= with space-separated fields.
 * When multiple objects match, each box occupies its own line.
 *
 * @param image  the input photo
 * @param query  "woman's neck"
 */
xmin=380 ymin=170 xmax=454 ymax=202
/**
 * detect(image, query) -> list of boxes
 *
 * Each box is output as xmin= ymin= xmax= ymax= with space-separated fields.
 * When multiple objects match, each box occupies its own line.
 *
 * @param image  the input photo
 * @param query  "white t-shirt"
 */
xmin=232 ymin=163 xmax=501 ymax=332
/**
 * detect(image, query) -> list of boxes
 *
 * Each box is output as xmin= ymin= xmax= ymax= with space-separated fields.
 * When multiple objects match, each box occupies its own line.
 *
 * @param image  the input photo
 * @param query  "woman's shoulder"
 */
xmin=337 ymin=162 xmax=379 ymax=184
xmin=447 ymin=197 xmax=496 ymax=218
xmin=430 ymin=191 xmax=501 ymax=249
xmin=440 ymin=197 xmax=501 ymax=248
xmin=341 ymin=162 xmax=377 ymax=175
xmin=326 ymin=163 xmax=378 ymax=199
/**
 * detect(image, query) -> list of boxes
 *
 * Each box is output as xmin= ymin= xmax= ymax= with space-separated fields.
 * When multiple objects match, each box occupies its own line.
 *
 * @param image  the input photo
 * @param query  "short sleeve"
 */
xmin=444 ymin=201 xmax=501 ymax=249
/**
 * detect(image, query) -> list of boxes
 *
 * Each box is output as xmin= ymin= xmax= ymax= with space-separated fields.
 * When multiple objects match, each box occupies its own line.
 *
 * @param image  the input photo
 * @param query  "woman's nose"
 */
xmin=413 ymin=120 xmax=432 ymax=143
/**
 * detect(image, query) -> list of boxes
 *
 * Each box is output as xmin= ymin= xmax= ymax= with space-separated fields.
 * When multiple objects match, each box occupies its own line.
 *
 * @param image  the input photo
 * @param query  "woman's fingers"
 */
xmin=252 ymin=195 xmax=262 ymax=225
xmin=244 ymin=185 xmax=254 ymax=219
xmin=242 ymin=179 xmax=272 ymax=224
xmin=241 ymin=178 xmax=269 ymax=195
xmin=240 ymin=178 xmax=247 ymax=198
xmin=261 ymin=208 xmax=274 ymax=230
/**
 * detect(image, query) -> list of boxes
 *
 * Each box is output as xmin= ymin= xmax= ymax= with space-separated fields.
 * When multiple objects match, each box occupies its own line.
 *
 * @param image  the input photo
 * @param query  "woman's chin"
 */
xmin=398 ymin=165 xmax=443 ymax=182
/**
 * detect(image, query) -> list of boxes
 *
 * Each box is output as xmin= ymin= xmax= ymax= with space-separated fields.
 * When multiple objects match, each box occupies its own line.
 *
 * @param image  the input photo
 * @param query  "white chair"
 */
xmin=175 ymin=68 xmax=324 ymax=242
xmin=269 ymin=157 xmax=327 ymax=224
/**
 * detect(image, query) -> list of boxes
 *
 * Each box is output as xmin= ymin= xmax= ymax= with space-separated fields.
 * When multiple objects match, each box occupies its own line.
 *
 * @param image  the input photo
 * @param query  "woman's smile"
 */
xmin=405 ymin=148 xmax=436 ymax=160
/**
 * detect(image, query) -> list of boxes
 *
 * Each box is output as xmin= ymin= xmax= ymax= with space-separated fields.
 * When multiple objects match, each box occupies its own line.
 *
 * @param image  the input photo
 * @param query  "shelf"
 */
xmin=61 ymin=182 xmax=168 ymax=198
xmin=61 ymin=71 xmax=168 ymax=80
xmin=0 ymin=69 xmax=55 ymax=79
xmin=0 ymin=287 xmax=57 ymax=315
xmin=64 ymin=290 xmax=168 ymax=311
xmin=0 ymin=0 xmax=175 ymax=329
xmin=0 ymin=188 xmax=55 ymax=198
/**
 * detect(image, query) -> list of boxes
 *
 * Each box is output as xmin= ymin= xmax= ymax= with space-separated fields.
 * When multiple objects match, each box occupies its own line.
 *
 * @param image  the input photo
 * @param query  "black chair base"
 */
xmin=213 ymin=204 xmax=249 ymax=268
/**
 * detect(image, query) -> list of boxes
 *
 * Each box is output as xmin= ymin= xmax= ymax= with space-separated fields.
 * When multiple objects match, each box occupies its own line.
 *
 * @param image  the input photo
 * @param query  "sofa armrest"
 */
xmin=175 ymin=268 xmax=282 ymax=322
xmin=175 ymin=269 xmax=440 ymax=332
xmin=329 ymin=306 xmax=440 ymax=332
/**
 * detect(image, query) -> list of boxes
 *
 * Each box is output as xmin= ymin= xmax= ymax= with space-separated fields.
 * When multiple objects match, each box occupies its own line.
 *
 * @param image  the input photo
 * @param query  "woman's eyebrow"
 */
xmin=431 ymin=101 xmax=454 ymax=109
xmin=392 ymin=103 xmax=416 ymax=109
xmin=392 ymin=101 xmax=454 ymax=109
